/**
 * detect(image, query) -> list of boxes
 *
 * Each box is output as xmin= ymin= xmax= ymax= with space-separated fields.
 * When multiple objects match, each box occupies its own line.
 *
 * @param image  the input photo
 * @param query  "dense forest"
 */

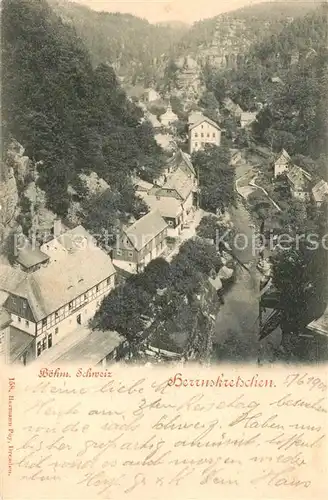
xmin=206 ymin=4 xmax=328 ymax=161
xmin=2 ymin=0 xmax=164 ymax=221
xmin=49 ymin=0 xmax=188 ymax=85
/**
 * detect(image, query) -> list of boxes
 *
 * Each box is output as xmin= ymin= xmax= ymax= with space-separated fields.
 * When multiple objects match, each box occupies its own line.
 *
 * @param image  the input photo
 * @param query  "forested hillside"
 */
xmin=172 ymin=1 xmax=316 ymax=58
xmin=2 ymin=0 xmax=164 ymax=218
xmin=206 ymin=3 xmax=328 ymax=161
xmin=49 ymin=0 xmax=187 ymax=85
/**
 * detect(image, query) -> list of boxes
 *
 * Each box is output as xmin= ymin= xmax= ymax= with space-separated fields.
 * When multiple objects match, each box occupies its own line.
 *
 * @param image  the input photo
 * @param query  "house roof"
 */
xmin=54 ymin=329 xmax=125 ymax=364
xmin=275 ymin=149 xmax=291 ymax=164
xmin=166 ymin=149 xmax=196 ymax=176
xmin=16 ymin=245 xmax=49 ymax=269
xmin=0 ymin=308 xmax=11 ymax=329
xmin=208 ymin=275 xmax=223 ymax=291
xmin=271 ymin=76 xmax=284 ymax=84
xmin=188 ymin=111 xmax=204 ymax=124
xmin=189 ymin=116 xmax=221 ymax=131
xmin=4 ymin=226 xmax=116 ymax=322
xmin=160 ymin=105 xmax=178 ymax=121
xmin=312 ymin=179 xmax=328 ymax=203
xmin=133 ymin=176 xmax=154 ymax=192
xmin=79 ymin=172 xmax=110 ymax=195
xmin=307 ymin=305 xmax=328 ymax=338
xmin=240 ymin=112 xmax=257 ymax=122
xmin=287 ymin=165 xmax=311 ymax=189
xmin=140 ymin=193 xmax=183 ymax=219
xmin=124 ymin=210 xmax=168 ymax=252
xmin=10 ymin=326 xmax=34 ymax=362
xmin=146 ymin=113 xmax=161 ymax=128
xmin=162 ymin=167 xmax=194 ymax=201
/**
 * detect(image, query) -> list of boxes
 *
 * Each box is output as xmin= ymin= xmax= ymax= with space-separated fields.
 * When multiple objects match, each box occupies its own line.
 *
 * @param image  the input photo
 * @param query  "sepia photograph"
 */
xmin=0 ymin=0 xmax=328 ymax=368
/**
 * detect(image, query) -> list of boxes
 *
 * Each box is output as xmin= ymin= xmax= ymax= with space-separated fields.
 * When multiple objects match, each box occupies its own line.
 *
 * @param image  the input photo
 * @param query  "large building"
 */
xmin=112 ymin=210 xmax=168 ymax=274
xmin=0 ymin=225 xmax=117 ymax=364
xmin=188 ymin=115 xmax=221 ymax=154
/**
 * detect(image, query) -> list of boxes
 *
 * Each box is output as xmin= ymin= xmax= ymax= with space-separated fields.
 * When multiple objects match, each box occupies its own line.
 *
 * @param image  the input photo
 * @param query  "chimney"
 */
xmin=53 ymin=219 xmax=62 ymax=239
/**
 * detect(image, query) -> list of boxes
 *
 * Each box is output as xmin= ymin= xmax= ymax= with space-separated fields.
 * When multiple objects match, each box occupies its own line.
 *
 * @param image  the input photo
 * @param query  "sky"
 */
xmin=67 ymin=0 xmax=270 ymax=24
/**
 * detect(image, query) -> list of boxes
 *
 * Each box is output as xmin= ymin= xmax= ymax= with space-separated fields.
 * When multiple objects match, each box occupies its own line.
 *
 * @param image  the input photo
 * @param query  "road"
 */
xmin=213 ymin=163 xmax=281 ymax=363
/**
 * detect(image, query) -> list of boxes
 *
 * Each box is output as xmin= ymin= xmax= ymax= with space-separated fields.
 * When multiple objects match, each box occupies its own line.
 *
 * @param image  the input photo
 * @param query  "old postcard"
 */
xmin=1 ymin=0 xmax=327 ymax=498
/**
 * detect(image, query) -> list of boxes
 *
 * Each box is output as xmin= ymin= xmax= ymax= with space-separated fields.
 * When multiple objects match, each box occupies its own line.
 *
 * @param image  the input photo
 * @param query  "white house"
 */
xmin=188 ymin=116 xmax=221 ymax=154
xmin=1 ymin=225 xmax=117 ymax=363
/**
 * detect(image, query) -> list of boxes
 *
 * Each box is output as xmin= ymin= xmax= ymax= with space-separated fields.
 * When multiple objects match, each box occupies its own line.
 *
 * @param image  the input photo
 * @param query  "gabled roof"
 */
xmin=312 ymin=179 xmax=328 ymax=203
xmin=124 ymin=210 xmax=168 ymax=252
xmin=139 ymin=193 xmax=183 ymax=219
xmin=275 ymin=149 xmax=291 ymax=164
xmin=10 ymin=326 xmax=34 ymax=363
xmin=16 ymin=245 xmax=49 ymax=270
xmin=161 ymin=167 xmax=194 ymax=201
xmin=166 ymin=149 xmax=196 ymax=176
xmin=240 ymin=112 xmax=257 ymax=122
xmin=54 ymin=329 xmax=125 ymax=364
xmin=3 ymin=226 xmax=116 ymax=322
xmin=189 ymin=116 xmax=221 ymax=131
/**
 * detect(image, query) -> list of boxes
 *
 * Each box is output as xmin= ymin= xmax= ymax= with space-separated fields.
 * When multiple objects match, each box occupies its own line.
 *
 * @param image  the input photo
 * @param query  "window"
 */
xmin=55 ymin=327 xmax=58 ymax=335
xmin=69 ymin=301 xmax=73 ymax=310
xmin=84 ymin=293 xmax=88 ymax=301
xmin=195 ymin=142 xmax=198 ymax=147
xmin=128 ymin=251 xmax=133 ymax=257
xmin=96 ymin=285 xmax=99 ymax=293
xmin=213 ymin=133 xmax=216 ymax=138
xmin=207 ymin=133 xmax=210 ymax=138
xmin=168 ymin=220 xmax=173 ymax=226
xmin=37 ymin=342 xmax=41 ymax=357
xmin=18 ymin=317 xmax=21 ymax=323
xmin=55 ymin=310 xmax=59 ymax=318
xmin=194 ymin=133 xmax=198 ymax=138
xmin=201 ymin=125 xmax=203 ymax=129
xmin=106 ymin=278 xmax=110 ymax=285
xmin=116 ymin=249 xmax=122 ymax=256
xmin=42 ymin=317 xmax=47 ymax=326
xmin=42 ymin=338 xmax=46 ymax=351
xmin=25 ymin=320 xmax=29 ymax=327
xmin=48 ymin=333 xmax=52 ymax=349
xmin=201 ymin=133 xmax=204 ymax=138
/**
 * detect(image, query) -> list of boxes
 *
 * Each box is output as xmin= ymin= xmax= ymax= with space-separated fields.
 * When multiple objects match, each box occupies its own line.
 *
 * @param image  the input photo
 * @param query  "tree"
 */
xmin=271 ymin=239 xmax=328 ymax=354
xmin=192 ymin=143 xmax=235 ymax=213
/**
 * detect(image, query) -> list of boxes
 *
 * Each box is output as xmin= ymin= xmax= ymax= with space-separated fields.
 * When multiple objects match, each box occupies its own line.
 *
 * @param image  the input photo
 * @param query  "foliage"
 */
xmin=207 ymin=5 xmax=328 ymax=164
xmin=192 ymin=143 xmax=235 ymax=213
xmin=49 ymin=0 xmax=187 ymax=85
xmin=271 ymin=233 xmax=328 ymax=344
xmin=2 ymin=0 xmax=164 ymax=219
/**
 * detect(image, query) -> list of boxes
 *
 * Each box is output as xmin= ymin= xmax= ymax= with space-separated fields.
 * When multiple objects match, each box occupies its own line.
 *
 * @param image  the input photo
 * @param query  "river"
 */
xmin=213 ymin=164 xmax=281 ymax=363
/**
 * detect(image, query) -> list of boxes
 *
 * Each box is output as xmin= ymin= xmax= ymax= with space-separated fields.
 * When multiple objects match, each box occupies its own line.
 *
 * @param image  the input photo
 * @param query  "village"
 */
xmin=1 ymin=78 xmax=327 ymax=367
